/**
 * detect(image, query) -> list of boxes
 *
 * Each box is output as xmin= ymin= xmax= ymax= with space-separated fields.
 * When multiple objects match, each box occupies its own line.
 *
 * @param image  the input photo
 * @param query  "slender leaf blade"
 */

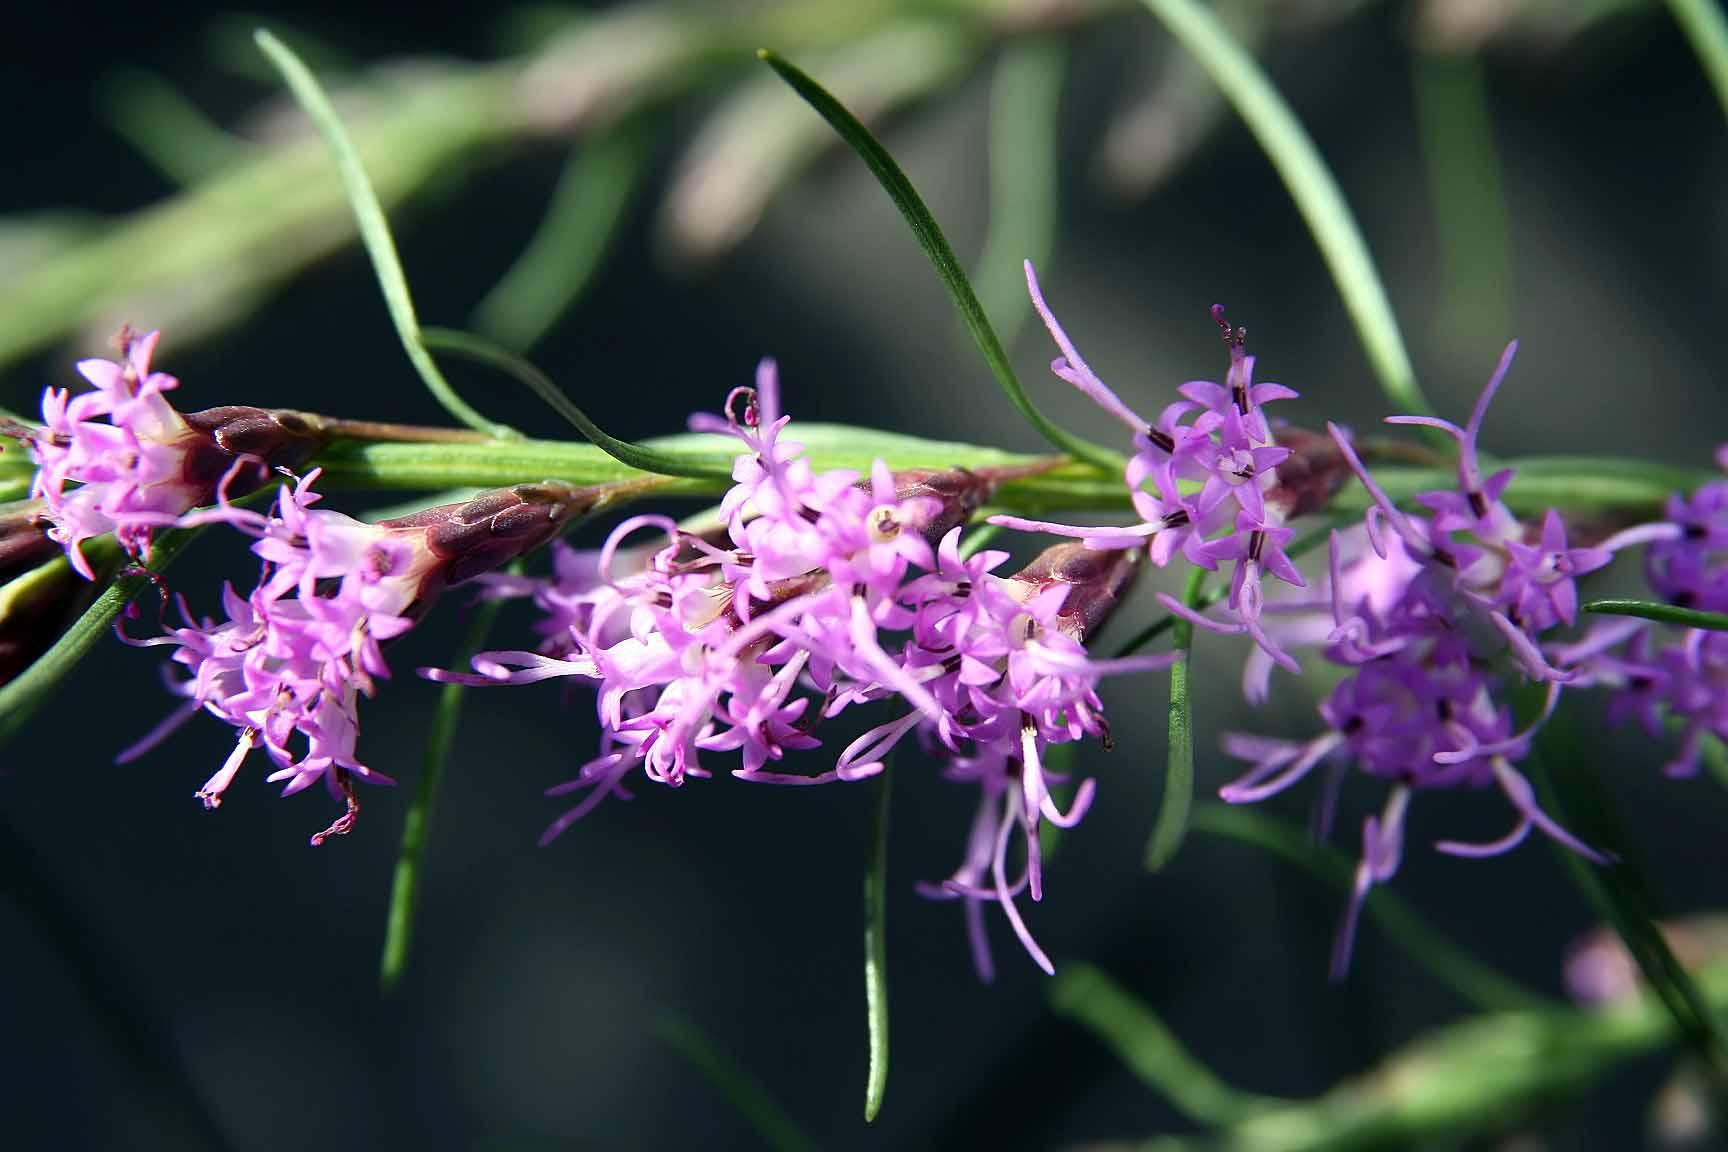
xmin=420 ymin=327 xmax=734 ymax=479
xmin=1137 ymin=0 xmax=1430 ymax=419
xmin=863 ymin=762 xmax=891 ymax=1121
xmin=254 ymin=29 xmax=512 ymax=438
xmin=756 ymin=49 xmax=1123 ymax=473
xmin=1585 ymin=597 xmax=1728 ymax=632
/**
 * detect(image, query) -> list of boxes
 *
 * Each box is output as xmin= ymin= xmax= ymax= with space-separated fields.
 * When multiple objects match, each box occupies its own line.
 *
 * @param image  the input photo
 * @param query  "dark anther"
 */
xmin=798 ymin=506 xmax=822 ymax=524
xmin=1145 ymin=425 xmax=1175 ymax=454
xmin=1249 ymin=530 xmax=1266 ymax=563
xmin=1467 ymin=490 xmax=1489 ymax=519
xmin=310 ymin=771 xmax=360 ymax=847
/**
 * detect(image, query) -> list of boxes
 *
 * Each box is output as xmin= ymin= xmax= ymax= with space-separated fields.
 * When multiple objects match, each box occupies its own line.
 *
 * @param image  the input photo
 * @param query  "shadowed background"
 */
xmin=3 ymin=1 xmax=1726 ymax=1149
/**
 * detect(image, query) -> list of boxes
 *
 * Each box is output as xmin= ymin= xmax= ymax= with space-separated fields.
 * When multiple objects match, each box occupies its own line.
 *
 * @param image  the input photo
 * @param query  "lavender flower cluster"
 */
xmin=6 ymin=273 xmax=1725 ymax=978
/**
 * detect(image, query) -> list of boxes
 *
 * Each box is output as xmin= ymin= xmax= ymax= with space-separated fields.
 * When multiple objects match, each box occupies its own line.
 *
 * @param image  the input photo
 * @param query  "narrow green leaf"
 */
xmin=253 ymin=29 xmax=512 ymax=439
xmin=0 ymin=528 xmax=199 ymax=752
xmin=99 ymin=70 xmax=251 ymax=187
xmin=862 ymin=762 xmax=892 ymax=1122
xmin=379 ymin=592 xmax=507 ymax=993
xmin=1585 ymin=597 xmax=1728 ymax=632
xmin=419 ymin=328 xmax=735 ymax=480
xmin=1146 ymin=567 xmax=1204 ymax=871
xmin=973 ymin=37 xmax=1066 ymax=350
xmin=473 ymin=128 xmax=646 ymax=352
xmin=756 ymin=49 xmax=1124 ymax=473
xmin=1668 ymin=0 xmax=1728 ymax=124
xmin=1052 ymin=964 xmax=1279 ymax=1125
xmin=656 ymin=1013 xmax=819 ymax=1152
xmin=1411 ymin=51 xmax=1512 ymax=361
xmin=1137 ymin=0 xmax=1431 ymax=419
xmin=1191 ymin=805 xmax=1551 ymax=1013
xmin=1528 ymin=721 xmax=1728 ymax=1087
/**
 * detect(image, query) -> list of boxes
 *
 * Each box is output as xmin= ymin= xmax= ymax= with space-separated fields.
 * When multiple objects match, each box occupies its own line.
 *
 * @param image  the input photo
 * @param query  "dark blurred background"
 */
xmin=4 ymin=1 xmax=1727 ymax=1149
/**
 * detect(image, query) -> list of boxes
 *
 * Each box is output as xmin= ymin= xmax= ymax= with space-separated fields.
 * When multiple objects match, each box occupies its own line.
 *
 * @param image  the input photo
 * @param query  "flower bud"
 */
xmin=1006 ymin=543 xmax=1143 ymax=642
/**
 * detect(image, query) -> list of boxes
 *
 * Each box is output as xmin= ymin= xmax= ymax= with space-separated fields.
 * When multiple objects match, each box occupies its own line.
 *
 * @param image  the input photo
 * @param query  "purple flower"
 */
xmin=3 ymin=329 xmax=319 ymax=578
xmin=1221 ymin=343 xmax=1614 ymax=975
xmin=998 ymin=262 xmax=1305 ymax=675
xmin=125 ymin=474 xmax=598 ymax=843
xmin=432 ymin=363 xmax=1171 ymax=976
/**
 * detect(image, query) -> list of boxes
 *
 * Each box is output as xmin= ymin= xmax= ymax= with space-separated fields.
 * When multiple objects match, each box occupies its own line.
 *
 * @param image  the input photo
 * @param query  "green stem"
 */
xmin=1145 ymin=567 xmax=1204 ymax=871
xmin=379 ymin=591 xmax=508 ymax=993
xmin=0 ymin=527 xmax=201 ymax=752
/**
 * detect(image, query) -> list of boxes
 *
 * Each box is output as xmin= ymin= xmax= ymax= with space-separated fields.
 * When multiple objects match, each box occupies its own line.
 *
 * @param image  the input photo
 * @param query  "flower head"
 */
xmin=126 ymin=473 xmax=600 ymax=842
xmin=3 ymin=328 xmax=322 ymax=578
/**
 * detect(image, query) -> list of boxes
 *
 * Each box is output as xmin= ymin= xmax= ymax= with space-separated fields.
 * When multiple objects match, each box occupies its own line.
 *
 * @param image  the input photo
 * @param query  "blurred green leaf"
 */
xmin=1191 ymin=805 xmax=1551 ymax=1013
xmin=973 ymin=37 xmax=1066 ymax=350
xmin=1411 ymin=51 xmax=1512 ymax=362
xmin=1146 ymin=568 xmax=1204 ymax=871
xmin=474 ymin=128 xmax=646 ymax=352
xmin=757 ymin=48 xmax=1125 ymax=473
xmin=1529 ymin=720 xmax=1728 ymax=1088
xmin=1052 ymin=964 xmax=1281 ymax=1126
xmin=1136 ymin=963 xmax=1728 ymax=1152
xmin=255 ymin=29 xmax=513 ymax=439
xmin=99 ymin=70 xmax=252 ymax=187
xmin=1138 ymin=0 xmax=1432 ymax=420
xmin=1668 ymin=0 xmax=1728 ymax=124
xmin=656 ymin=1013 xmax=819 ymax=1152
